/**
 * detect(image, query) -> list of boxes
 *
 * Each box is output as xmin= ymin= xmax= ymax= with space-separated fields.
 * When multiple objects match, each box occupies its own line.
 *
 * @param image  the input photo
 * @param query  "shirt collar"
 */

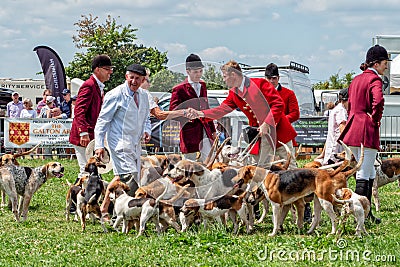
xmin=368 ymin=67 xmax=379 ymax=75
xmin=93 ymin=74 xmax=105 ymax=91
xmin=237 ymin=76 xmax=245 ymax=92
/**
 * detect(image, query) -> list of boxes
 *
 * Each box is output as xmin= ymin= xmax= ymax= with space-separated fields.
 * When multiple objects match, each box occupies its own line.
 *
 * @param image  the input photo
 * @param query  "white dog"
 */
xmin=332 ymin=188 xmax=370 ymax=237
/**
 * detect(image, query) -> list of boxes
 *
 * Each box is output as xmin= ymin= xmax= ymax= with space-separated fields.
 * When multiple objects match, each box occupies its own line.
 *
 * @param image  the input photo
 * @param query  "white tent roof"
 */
xmin=390 ymin=55 xmax=400 ymax=88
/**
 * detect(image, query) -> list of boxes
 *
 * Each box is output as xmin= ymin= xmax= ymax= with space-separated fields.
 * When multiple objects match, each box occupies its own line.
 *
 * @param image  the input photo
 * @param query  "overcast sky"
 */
xmin=1 ymin=0 xmax=400 ymax=83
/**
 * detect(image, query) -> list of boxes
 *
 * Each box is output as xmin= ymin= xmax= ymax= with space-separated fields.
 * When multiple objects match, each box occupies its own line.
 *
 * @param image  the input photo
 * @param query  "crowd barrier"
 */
xmin=1 ymin=116 xmax=399 ymax=157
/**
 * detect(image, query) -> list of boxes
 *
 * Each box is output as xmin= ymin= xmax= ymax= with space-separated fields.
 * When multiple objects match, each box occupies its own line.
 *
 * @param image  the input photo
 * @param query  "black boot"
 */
xmin=354 ymin=179 xmax=369 ymax=197
xmin=366 ymin=179 xmax=381 ymax=224
xmin=303 ymin=202 xmax=312 ymax=223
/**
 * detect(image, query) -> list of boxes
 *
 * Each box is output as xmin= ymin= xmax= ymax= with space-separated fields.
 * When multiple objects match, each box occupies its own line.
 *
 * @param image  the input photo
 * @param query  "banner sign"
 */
xmin=293 ymin=116 xmax=328 ymax=147
xmin=4 ymin=118 xmax=72 ymax=148
xmin=146 ymin=119 xmax=181 ymax=149
xmin=33 ymin=45 xmax=67 ymax=106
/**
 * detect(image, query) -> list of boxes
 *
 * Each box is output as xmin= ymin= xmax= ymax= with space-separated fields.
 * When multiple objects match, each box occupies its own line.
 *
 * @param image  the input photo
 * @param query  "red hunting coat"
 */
xmin=339 ymin=69 xmax=384 ymax=150
xmin=277 ymin=84 xmax=300 ymax=123
xmin=169 ymin=79 xmax=216 ymax=153
xmin=69 ymin=75 xmax=103 ymax=147
xmin=202 ymin=77 xmax=297 ymax=148
xmin=277 ymin=84 xmax=300 ymax=146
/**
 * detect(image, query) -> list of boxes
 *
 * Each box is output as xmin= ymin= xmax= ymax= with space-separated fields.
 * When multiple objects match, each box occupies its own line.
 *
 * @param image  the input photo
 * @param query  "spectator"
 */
xmin=69 ymin=54 xmax=113 ymax=181
xmin=20 ymin=98 xmax=37 ymax=118
xmin=339 ymin=44 xmax=389 ymax=224
xmin=39 ymin=96 xmax=60 ymax=118
xmin=322 ymin=88 xmax=348 ymax=165
xmin=70 ymin=95 xmax=77 ymax=118
xmin=169 ymin=54 xmax=216 ymax=162
xmin=323 ymin=101 xmax=335 ymax=116
xmin=54 ymin=88 xmax=72 ymax=119
xmin=96 ymin=63 xmax=151 ymax=220
xmin=7 ymin=92 xmax=23 ymax=118
xmin=36 ymin=89 xmax=52 ymax=115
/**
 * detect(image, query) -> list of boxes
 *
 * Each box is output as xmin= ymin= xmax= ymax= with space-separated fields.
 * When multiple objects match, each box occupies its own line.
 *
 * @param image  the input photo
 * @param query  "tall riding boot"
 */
xmin=354 ymin=179 xmax=369 ymax=197
xmin=367 ymin=179 xmax=381 ymax=224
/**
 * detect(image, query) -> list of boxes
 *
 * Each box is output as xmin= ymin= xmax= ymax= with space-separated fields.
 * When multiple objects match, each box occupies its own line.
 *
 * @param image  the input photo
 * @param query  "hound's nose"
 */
xmin=61 ymin=166 xmax=65 ymax=172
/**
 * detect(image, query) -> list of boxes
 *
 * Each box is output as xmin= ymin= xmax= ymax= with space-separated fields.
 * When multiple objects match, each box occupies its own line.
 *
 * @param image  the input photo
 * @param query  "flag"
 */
xmin=33 ymin=45 xmax=67 ymax=105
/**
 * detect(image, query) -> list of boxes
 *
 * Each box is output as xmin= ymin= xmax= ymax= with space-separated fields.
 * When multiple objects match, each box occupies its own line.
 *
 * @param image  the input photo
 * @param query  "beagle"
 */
xmin=373 ymin=158 xmax=400 ymax=212
xmin=332 ymin=188 xmax=370 ymax=237
xmin=0 ymin=162 xmax=64 ymax=222
xmin=75 ymin=157 xmax=107 ymax=232
xmin=109 ymin=181 xmax=167 ymax=236
xmin=180 ymin=188 xmax=249 ymax=234
xmin=167 ymin=159 xmax=235 ymax=199
xmin=233 ymin=143 xmax=364 ymax=236
xmin=0 ymin=144 xmax=41 ymax=208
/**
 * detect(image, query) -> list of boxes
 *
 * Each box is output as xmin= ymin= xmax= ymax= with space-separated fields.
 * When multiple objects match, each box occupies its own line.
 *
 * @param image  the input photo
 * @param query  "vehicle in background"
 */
xmin=146 ymin=91 xmax=248 ymax=154
xmin=243 ymin=62 xmax=328 ymax=149
xmin=242 ymin=61 xmax=318 ymax=116
xmin=0 ymin=78 xmax=46 ymax=105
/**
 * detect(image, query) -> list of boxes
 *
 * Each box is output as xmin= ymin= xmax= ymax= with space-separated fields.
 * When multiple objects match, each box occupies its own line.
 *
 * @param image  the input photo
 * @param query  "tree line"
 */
xmin=65 ymin=14 xmax=353 ymax=93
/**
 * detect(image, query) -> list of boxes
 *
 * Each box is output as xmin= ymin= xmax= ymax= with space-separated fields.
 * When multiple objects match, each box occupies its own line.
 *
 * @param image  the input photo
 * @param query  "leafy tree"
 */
xmin=65 ymin=14 xmax=168 ymax=90
xmin=312 ymin=71 xmax=355 ymax=90
xmin=148 ymin=64 xmax=226 ymax=92
xmin=203 ymin=64 xmax=226 ymax=90
xmin=149 ymin=69 xmax=185 ymax=92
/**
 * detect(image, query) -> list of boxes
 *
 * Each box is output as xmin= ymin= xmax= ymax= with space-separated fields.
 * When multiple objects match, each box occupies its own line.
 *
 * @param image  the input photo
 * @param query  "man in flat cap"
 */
xmin=69 ymin=54 xmax=113 ymax=182
xmin=169 ymin=53 xmax=216 ymax=162
xmin=95 ymin=63 xmax=151 ymax=219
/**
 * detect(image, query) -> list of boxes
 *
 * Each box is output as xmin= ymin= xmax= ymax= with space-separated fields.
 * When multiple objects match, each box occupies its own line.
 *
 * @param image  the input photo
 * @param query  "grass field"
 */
xmin=0 ymin=158 xmax=399 ymax=267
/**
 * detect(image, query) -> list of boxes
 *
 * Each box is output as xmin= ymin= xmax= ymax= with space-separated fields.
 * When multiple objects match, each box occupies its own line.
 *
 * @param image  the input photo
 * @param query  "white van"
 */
xmin=242 ymin=62 xmax=317 ymax=116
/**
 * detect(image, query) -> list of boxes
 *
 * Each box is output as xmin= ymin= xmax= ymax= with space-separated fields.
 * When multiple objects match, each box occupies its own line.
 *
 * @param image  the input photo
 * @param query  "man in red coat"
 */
xmin=169 ymin=54 xmax=216 ymax=162
xmin=69 ymin=54 xmax=113 ymax=179
xmin=265 ymin=63 xmax=300 ymax=169
xmin=187 ymin=60 xmax=297 ymax=168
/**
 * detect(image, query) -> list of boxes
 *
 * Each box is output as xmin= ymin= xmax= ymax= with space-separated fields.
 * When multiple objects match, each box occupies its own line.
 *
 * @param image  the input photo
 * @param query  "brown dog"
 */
xmin=233 ymin=143 xmax=364 ymax=236
xmin=373 ymin=158 xmax=400 ymax=211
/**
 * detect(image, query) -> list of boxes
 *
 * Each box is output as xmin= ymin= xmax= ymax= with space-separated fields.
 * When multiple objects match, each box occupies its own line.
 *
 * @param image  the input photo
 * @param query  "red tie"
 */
xmin=134 ymin=92 xmax=139 ymax=108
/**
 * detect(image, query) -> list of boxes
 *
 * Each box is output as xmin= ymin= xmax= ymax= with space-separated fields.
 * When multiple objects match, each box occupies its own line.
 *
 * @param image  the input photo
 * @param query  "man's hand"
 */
xmin=186 ymin=108 xmax=203 ymax=119
xmin=143 ymin=132 xmax=151 ymax=143
xmin=259 ymin=122 xmax=270 ymax=136
xmin=80 ymin=134 xmax=90 ymax=147
xmin=95 ymin=148 xmax=104 ymax=160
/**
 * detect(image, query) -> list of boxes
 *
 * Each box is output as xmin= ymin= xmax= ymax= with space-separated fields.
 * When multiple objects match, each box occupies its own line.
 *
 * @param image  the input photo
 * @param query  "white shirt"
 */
xmin=93 ymin=74 xmax=105 ymax=96
xmin=323 ymin=102 xmax=347 ymax=165
xmin=20 ymin=109 xmax=37 ymax=118
xmin=188 ymin=77 xmax=201 ymax=97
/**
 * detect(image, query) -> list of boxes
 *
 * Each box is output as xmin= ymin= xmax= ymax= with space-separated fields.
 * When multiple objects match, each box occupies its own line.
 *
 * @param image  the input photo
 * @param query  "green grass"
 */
xmin=0 ymin=158 xmax=399 ymax=266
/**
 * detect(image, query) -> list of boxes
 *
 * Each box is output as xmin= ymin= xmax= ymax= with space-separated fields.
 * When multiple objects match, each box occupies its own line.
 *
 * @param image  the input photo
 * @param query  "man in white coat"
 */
xmin=95 ymin=63 xmax=151 ymax=219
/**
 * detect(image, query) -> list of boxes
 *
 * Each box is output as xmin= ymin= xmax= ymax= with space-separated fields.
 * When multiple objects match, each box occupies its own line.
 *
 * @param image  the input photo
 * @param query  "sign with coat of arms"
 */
xmin=4 ymin=118 xmax=72 ymax=148
xmin=8 ymin=122 xmax=30 ymax=145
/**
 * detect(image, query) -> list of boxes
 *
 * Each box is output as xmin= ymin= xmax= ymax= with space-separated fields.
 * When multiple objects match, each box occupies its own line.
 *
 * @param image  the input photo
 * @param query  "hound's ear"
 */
xmin=41 ymin=163 xmax=49 ymax=174
xmin=123 ymin=183 xmax=130 ymax=192
xmin=342 ymin=188 xmax=352 ymax=200
xmin=96 ymin=162 xmax=107 ymax=169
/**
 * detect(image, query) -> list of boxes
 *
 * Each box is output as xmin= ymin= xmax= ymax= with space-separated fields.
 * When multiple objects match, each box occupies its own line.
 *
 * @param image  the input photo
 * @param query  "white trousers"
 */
xmin=73 ymin=145 xmax=89 ymax=178
xmin=350 ymin=146 xmax=377 ymax=180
